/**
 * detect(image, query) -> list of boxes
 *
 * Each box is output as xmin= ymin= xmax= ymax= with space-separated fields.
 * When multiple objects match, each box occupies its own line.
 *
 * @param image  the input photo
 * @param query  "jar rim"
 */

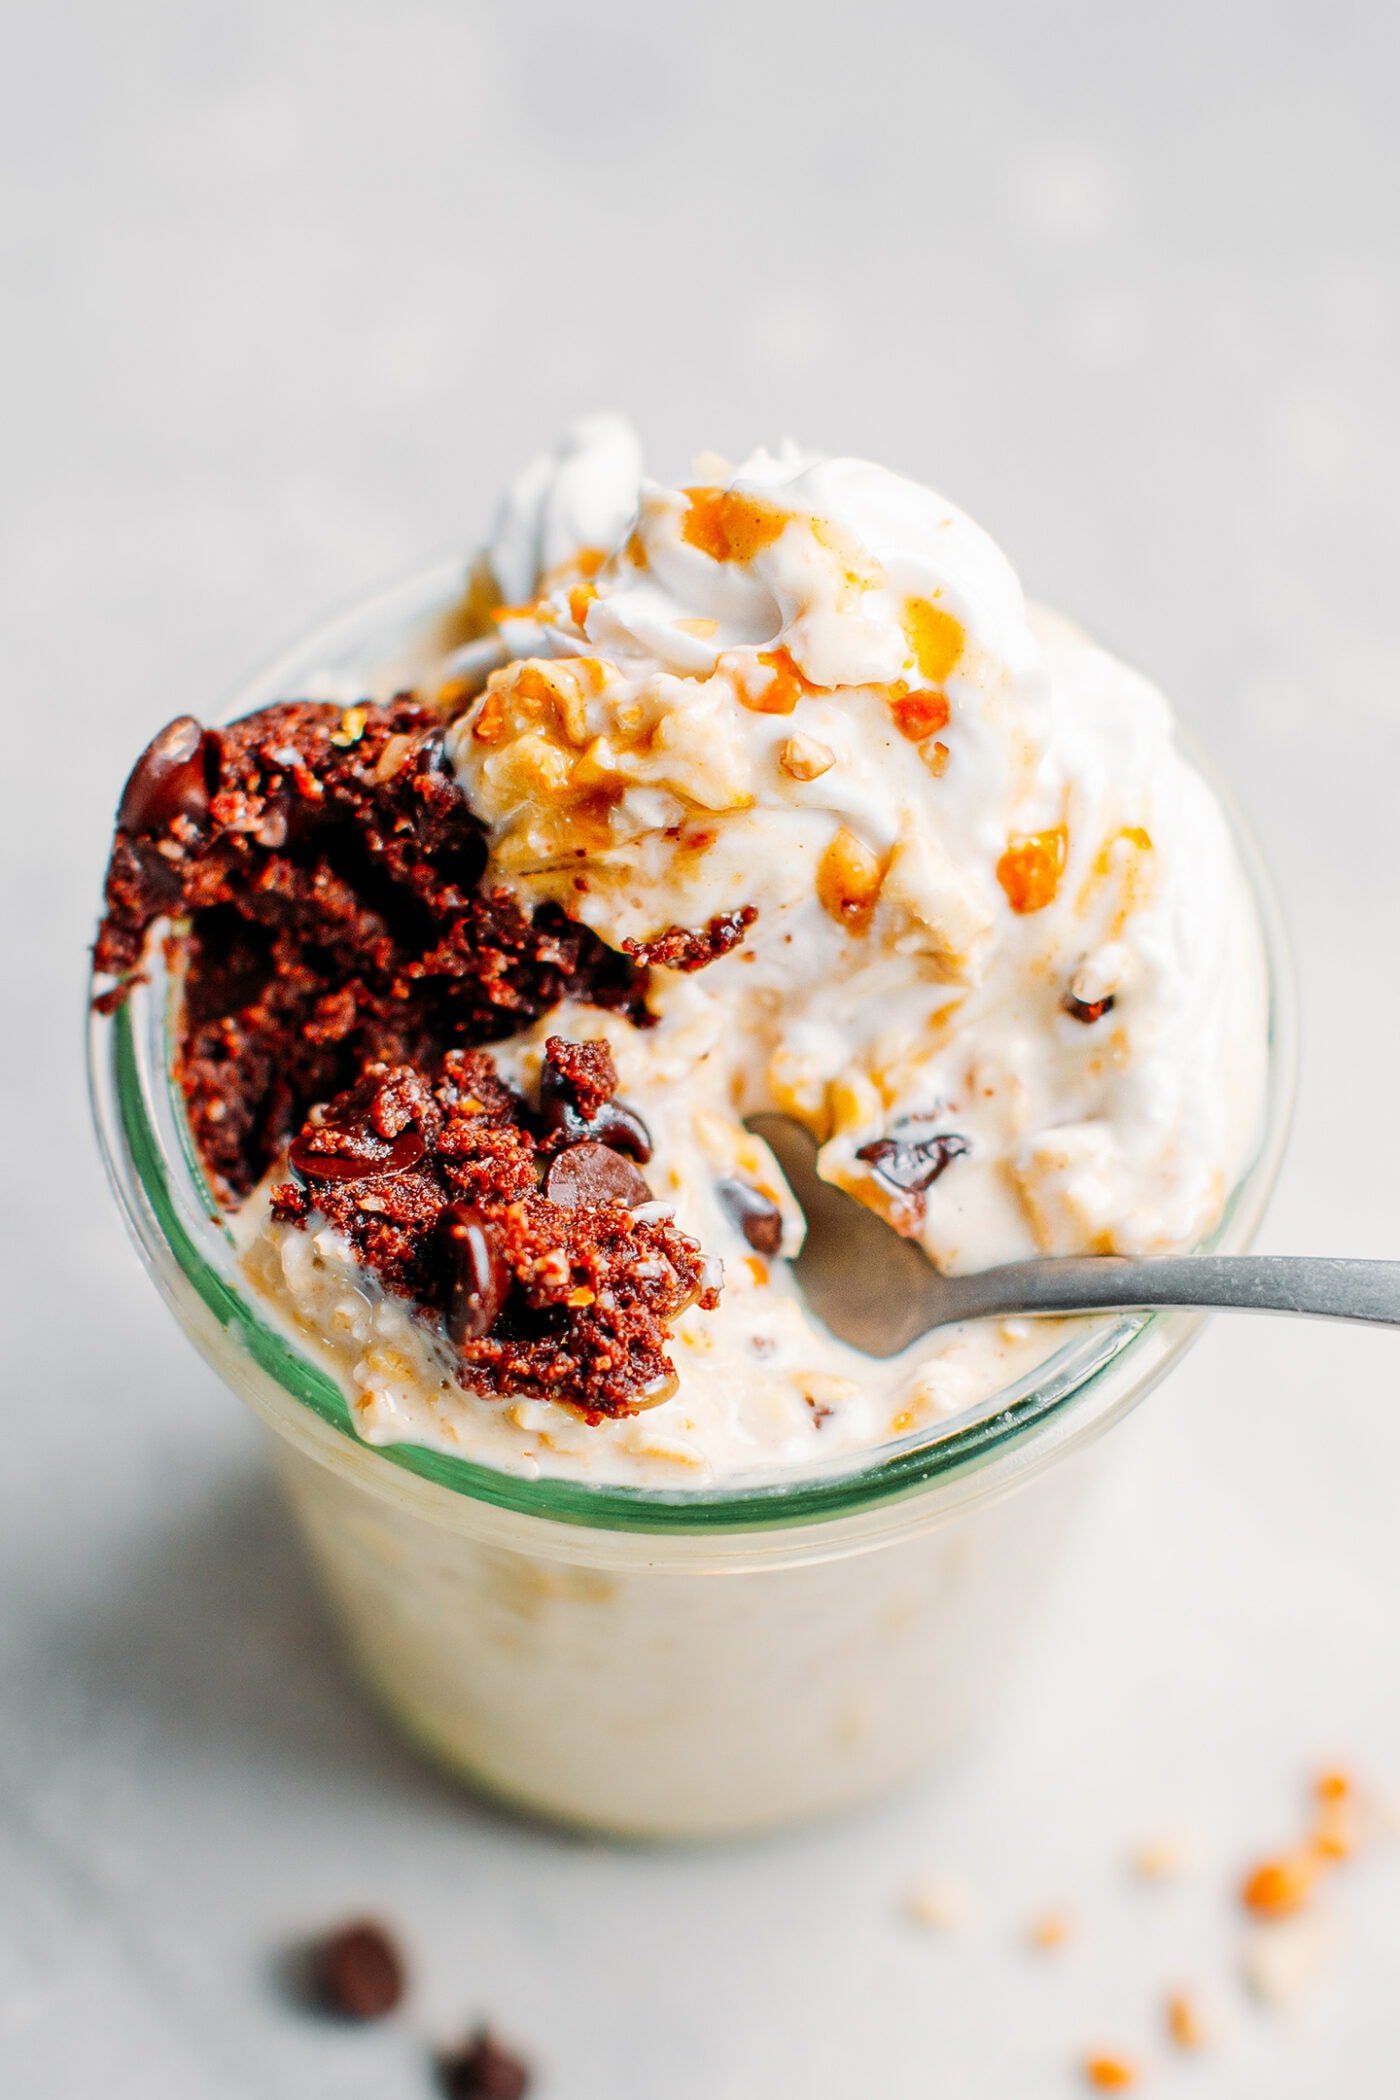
xmin=87 ymin=557 xmax=1297 ymax=1539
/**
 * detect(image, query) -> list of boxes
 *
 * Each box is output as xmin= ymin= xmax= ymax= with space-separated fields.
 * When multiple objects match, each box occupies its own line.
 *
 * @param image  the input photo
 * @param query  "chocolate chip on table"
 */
xmin=1063 ymin=990 xmax=1116 ymax=1024
xmin=544 ymin=1140 xmax=652 ymax=1209
xmin=117 ymin=715 xmax=221 ymax=835
xmin=441 ymin=1205 xmax=509 ymax=1342
xmin=716 ymin=1178 xmax=783 ymax=1255
xmin=439 ymin=2028 xmax=532 ymax=2100
xmin=856 ymin=1132 xmax=970 ymax=1194
xmin=312 ymin=1918 xmax=406 ymax=2021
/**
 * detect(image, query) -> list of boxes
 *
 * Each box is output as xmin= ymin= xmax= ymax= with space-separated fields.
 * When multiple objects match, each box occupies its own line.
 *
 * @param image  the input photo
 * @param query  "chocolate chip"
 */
xmin=118 ymin=716 xmax=220 ymax=835
xmin=583 ymin=1097 xmax=653 ymax=1161
xmin=716 ymin=1178 xmax=783 ymax=1255
xmin=439 ymin=2027 xmax=531 ymax=2099
xmin=288 ymin=1123 xmax=426 ymax=1182
xmin=544 ymin=1141 xmax=651 ymax=1209
xmin=1063 ymin=990 xmax=1116 ymax=1024
xmin=312 ymin=1919 xmax=405 ymax=2021
xmin=856 ymin=1132 xmax=969 ymax=1193
xmin=539 ymin=1048 xmax=653 ymax=1161
xmin=441 ymin=1205 xmax=509 ymax=1342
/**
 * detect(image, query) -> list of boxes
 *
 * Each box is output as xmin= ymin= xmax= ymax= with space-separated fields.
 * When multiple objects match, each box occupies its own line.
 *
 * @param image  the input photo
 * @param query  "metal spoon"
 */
xmin=749 ymin=1115 xmax=1400 ymax=1359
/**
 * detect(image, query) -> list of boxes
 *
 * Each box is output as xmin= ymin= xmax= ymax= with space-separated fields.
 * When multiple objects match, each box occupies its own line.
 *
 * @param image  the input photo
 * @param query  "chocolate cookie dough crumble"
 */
xmin=95 ymin=701 xmax=726 ymax=1418
xmin=270 ymin=1047 xmax=718 ymax=1415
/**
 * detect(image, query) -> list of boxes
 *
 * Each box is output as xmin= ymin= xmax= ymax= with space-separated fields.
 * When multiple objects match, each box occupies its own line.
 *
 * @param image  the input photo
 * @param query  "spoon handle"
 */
xmin=945 ymin=1254 xmax=1400 ymax=1329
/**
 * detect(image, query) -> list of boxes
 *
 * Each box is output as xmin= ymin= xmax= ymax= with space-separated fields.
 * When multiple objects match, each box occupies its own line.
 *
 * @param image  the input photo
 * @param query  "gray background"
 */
xmin=5 ymin=1 xmax=1400 ymax=2092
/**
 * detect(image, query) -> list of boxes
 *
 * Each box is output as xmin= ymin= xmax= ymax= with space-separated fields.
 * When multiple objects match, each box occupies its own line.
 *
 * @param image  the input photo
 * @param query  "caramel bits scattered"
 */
xmin=1165 ymin=1991 xmax=1209 ymax=2051
xmin=1311 ymin=1768 xmax=1359 ymax=1860
xmin=329 ymin=705 xmax=369 ymax=748
xmin=747 ymin=646 xmax=820 ymax=715
xmin=903 ymin=1875 xmax=971 ymax=1931
xmin=890 ymin=688 xmax=951 ymax=741
xmin=1130 ymin=1834 xmax=1186 ymax=1882
xmin=905 ymin=597 xmax=965 ymax=682
xmin=1083 ymin=2053 xmax=1138 ymax=2090
xmin=780 ymin=734 xmax=836 ymax=782
xmin=817 ymin=827 xmax=885 ymax=932
xmin=997 ymin=827 xmax=1068 ymax=915
xmin=681 ymin=486 xmax=788 ymax=564
xmin=1241 ymin=1765 xmax=1366 ymax=1923
xmin=1028 ymin=1908 xmax=1074 ymax=1951
xmin=567 ymin=583 xmax=597 ymax=628
xmin=1241 ymin=1850 xmax=1318 ymax=1919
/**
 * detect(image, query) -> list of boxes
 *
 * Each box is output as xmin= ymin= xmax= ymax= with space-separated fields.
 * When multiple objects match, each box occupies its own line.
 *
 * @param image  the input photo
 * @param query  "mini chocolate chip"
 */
xmin=415 ymin=725 xmax=452 ymax=775
xmin=1063 ymin=990 xmax=1116 ymax=1024
xmin=539 ymin=1075 xmax=653 ymax=1161
xmin=544 ymin=1141 xmax=651 ymax=1210
xmin=856 ymin=1132 xmax=970 ymax=1193
xmin=288 ymin=1123 xmax=426 ymax=1182
xmin=313 ymin=1919 xmax=405 ymax=2021
xmin=439 ymin=2027 xmax=531 ymax=2100
xmin=118 ymin=716 xmax=218 ymax=835
xmin=716 ymin=1178 xmax=783 ymax=1255
xmin=441 ymin=1205 xmax=509 ymax=1343
xmin=585 ymin=1098 xmax=653 ymax=1161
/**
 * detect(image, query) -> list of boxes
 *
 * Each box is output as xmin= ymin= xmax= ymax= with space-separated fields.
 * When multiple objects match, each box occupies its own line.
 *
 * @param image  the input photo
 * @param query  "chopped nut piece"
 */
xmin=329 ymin=705 xmax=369 ymax=748
xmin=890 ymin=688 xmax=950 ymax=741
xmin=372 ymin=731 xmax=417 ymax=783
xmin=1242 ymin=1914 xmax=1332 ymax=2005
xmin=1029 ymin=1908 xmax=1073 ymax=1950
xmin=1130 ymin=1834 xmax=1187 ymax=1881
xmin=903 ymin=1874 xmax=971 ymax=1931
xmin=1083 ymin=2052 xmax=1138 ymax=2089
xmin=817 ymin=827 xmax=885 ymax=931
xmin=779 ymin=733 xmax=836 ymax=782
xmin=1165 ymin=1991 xmax=1208 ymax=2050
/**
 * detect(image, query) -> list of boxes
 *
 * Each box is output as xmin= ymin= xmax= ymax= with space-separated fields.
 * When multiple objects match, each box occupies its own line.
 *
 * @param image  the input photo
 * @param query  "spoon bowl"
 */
xmin=750 ymin=1115 xmax=1400 ymax=1353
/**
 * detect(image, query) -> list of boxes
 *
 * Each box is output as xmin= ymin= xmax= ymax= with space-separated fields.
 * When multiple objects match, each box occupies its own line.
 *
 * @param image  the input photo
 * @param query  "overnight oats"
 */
xmin=90 ymin=418 xmax=1288 ymax=1834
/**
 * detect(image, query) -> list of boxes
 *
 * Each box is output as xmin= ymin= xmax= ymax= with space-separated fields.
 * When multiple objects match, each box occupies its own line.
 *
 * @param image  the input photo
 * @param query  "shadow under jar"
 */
xmin=88 ymin=561 xmax=1295 ymax=1839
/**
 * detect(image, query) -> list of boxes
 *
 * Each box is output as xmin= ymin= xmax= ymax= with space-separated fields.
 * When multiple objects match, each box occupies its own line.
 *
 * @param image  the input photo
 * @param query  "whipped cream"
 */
xmin=242 ymin=418 xmax=1270 ymax=1484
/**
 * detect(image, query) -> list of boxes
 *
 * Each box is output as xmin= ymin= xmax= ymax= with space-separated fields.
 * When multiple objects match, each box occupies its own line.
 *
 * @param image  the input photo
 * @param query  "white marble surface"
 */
xmin=5 ymin=2 xmax=1400 ymax=2092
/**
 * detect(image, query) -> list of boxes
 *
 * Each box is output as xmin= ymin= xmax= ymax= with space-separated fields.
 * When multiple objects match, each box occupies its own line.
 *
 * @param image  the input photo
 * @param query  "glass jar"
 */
xmin=89 ymin=563 xmax=1295 ymax=1838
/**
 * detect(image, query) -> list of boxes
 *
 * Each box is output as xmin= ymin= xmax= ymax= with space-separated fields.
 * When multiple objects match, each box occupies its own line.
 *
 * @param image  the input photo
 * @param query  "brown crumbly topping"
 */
xmin=94 ymin=700 xmax=652 ymax=1198
xmin=93 ymin=697 xmax=735 ymax=1417
xmin=622 ymin=905 xmax=757 ymax=972
xmin=270 ymin=1049 xmax=717 ymax=1417
xmin=541 ymin=1034 xmax=617 ymax=1121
